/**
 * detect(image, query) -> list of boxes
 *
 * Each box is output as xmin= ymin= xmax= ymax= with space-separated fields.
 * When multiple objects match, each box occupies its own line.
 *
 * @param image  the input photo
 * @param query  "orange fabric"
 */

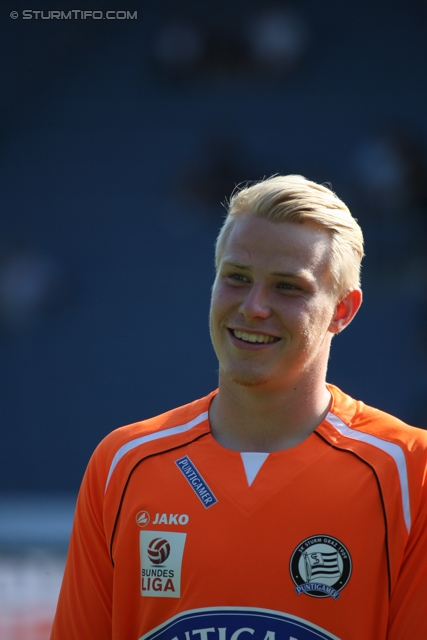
xmin=50 ymin=386 xmax=427 ymax=640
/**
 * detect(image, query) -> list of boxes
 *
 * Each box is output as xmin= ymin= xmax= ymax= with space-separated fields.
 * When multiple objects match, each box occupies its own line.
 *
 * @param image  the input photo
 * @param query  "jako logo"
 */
xmin=136 ymin=511 xmax=150 ymax=527
xmin=153 ymin=513 xmax=189 ymax=525
xmin=148 ymin=538 xmax=171 ymax=565
xmin=136 ymin=512 xmax=189 ymax=528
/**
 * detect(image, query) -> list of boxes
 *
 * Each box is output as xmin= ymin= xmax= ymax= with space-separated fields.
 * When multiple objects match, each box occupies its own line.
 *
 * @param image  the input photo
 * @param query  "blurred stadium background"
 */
xmin=1 ymin=0 xmax=427 ymax=637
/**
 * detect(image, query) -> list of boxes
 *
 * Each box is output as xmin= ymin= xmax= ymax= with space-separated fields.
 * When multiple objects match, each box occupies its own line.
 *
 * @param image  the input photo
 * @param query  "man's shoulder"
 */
xmin=327 ymin=384 xmax=427 ymax=451
xmin=327 ymin=385 xmax=427 ymax=536
xmin=96 ymin=390 xmax=217 ymax=463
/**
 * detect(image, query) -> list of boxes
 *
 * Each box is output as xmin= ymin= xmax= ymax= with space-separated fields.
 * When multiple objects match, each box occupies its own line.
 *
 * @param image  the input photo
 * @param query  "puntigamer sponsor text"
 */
xmin=168 ymin=628 xmax=297 ymax=640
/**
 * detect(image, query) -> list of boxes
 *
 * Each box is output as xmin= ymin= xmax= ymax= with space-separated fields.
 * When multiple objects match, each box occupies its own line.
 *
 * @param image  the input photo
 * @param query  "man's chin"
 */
xmin=226 ymin=370 xmax=272 ymax=389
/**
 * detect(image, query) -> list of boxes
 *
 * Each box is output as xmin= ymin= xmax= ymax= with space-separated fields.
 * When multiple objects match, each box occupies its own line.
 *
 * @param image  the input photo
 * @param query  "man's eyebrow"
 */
xmin=222 ymin=261 xmax=307 ymax=279
xmin=222 ymin=261 xmax=251 ymax=270
xmin=272 ymin=270 xmax=310 ymax=279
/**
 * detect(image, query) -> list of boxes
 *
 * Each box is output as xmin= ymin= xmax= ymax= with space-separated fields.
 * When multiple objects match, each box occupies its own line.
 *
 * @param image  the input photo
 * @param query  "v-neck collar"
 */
xmin=240 ymin=452 xmax=270 ymax=486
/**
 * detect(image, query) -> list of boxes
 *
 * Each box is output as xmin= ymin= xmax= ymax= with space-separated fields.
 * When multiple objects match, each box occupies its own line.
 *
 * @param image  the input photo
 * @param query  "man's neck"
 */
xmin=209 ymin=374 xmax=332 ymax=453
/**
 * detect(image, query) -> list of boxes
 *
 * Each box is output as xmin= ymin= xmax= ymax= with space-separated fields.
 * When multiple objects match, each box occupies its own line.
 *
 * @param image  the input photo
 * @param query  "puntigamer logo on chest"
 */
xmin=140 ymin=531 xmax=187 ymax=597
xmin=139 ymin=607 xmax=340 ymax=640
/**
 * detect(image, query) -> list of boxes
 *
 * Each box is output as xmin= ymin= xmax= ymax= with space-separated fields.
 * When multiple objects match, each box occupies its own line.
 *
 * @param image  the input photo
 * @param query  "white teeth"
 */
xmin=233 ymin=330 xmax=277 ymax=344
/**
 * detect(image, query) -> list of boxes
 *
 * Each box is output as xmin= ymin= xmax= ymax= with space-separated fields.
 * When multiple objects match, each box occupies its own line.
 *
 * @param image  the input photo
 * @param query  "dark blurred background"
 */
xmin=1 ymin=0 xmax=427 ymax=497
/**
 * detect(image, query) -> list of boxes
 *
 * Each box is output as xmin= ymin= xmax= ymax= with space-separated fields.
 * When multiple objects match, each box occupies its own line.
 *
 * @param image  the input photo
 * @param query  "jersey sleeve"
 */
xmin=387 ymin=453 xmax=427 ymax=639
xmin=50 ymin=446 xmax=113 ymax=639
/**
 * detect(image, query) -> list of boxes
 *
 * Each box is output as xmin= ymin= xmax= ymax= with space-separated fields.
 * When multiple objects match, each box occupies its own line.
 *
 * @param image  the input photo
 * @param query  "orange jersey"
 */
xmin=50 ymin=385 xmax=427 ymax=640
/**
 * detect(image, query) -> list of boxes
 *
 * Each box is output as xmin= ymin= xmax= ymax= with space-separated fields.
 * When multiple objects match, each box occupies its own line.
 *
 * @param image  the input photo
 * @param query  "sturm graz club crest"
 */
xmin=290 ymin=534 xmax=352 ymax=600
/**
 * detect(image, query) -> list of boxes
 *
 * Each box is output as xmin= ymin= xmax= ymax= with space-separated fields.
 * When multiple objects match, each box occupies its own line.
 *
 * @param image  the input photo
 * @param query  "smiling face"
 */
xmin=209 ymin=215 xmax=344 ymax=392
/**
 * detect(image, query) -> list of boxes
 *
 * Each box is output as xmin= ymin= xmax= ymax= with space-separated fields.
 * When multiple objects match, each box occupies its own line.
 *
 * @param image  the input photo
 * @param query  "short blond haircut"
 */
xmin=215 ymin=175 xmax=364 ymax=298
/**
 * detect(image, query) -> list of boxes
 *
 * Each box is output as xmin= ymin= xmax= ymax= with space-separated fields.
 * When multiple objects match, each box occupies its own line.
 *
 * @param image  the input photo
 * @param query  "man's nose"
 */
xmin=238 ymin=284 xmax=271 ymax=320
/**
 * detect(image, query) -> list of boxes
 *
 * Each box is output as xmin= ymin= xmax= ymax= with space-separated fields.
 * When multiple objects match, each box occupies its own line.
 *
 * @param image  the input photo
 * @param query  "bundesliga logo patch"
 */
xmin=290 ymin=535 xmax=352 ymax=600
xmin=140 ymin=531 xmax=186 ymax=598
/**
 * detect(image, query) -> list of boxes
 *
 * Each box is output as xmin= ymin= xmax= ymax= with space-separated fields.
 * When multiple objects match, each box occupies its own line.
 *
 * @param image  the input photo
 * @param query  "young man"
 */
xmin=50 ymin=176 xmax=427 ymax=640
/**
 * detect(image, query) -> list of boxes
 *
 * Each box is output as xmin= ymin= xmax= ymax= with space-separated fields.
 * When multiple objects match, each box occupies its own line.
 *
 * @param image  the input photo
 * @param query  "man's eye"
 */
xmin=277 ymin=282 xmax=297 ymax=290
xmin=228 ymin=273 xmax=248 ymax=282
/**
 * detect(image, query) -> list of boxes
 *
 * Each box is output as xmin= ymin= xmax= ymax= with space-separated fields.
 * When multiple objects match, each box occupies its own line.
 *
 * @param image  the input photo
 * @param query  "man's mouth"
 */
xmin=232 ymin=329 xmax=279 ymax=344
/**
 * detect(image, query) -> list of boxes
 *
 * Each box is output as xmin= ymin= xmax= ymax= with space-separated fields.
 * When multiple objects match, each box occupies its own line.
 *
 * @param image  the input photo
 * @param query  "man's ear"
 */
xmin=329 ymin=289 xmax=363 ymax=334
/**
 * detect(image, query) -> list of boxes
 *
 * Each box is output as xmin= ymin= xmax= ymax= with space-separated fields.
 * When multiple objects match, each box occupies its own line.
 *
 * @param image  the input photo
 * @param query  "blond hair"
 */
xmin=215 ymin=175 xmax=364 ymax=298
